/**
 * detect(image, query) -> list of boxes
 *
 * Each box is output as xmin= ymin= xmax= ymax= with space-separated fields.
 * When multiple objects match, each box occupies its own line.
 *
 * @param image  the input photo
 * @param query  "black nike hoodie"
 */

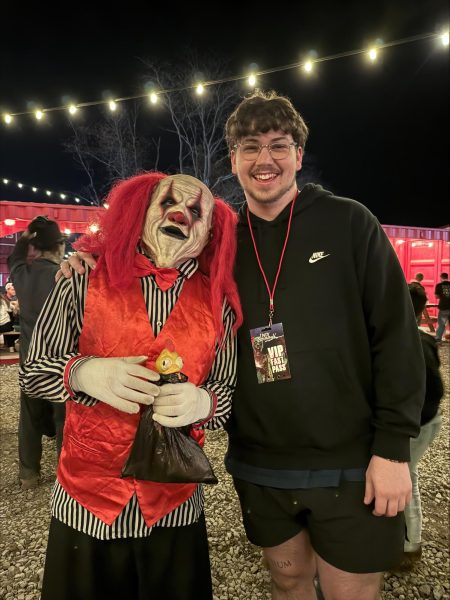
xmin=225 ymin=184 xmax=425 ymax=471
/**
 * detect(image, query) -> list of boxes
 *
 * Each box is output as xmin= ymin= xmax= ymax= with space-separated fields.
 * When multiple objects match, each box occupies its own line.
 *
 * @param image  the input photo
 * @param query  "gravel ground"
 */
xmin=1 ymin=346 xmax=449 ymax=599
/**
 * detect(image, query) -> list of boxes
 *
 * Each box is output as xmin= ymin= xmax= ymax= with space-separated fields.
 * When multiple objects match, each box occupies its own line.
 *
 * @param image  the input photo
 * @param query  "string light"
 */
xmin=1 ymin=177 xmax=94 ymax=205
xmin=303 ymin=60 xmax=313 ymax=73
xmin=2 ymin=31 xmax=447 ymax=123
xmin=368 ymin=48 xmax=378 ymax=61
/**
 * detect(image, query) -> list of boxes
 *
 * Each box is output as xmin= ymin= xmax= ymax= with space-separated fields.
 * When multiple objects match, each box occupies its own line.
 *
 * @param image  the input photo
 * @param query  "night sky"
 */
xmin=1 ymin=0 xmax=448 ymax=227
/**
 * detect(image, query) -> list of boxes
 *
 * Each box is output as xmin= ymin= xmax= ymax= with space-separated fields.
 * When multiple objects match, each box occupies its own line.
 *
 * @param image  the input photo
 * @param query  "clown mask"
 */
xmin=141 ymin=174 xmax=214 ymax=268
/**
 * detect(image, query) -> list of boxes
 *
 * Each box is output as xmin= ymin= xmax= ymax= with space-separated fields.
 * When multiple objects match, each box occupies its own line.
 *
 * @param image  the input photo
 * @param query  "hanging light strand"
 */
xmin=2 ymin=30 xmax=446 ymax=122
xmin=1 ymin=177 xmax=94 ymax=205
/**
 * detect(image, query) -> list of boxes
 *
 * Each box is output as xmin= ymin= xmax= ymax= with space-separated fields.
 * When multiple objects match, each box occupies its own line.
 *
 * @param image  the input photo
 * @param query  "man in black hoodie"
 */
xmin=223 ymin=91 xmax=424 ymax=599
xmin=61 ymin=91 xmax=425 ymax=600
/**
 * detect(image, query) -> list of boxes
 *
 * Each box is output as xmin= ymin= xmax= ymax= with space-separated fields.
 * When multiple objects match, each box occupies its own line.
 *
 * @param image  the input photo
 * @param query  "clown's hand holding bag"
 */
xmin=121 ymin=344 xmax=218 ymax=484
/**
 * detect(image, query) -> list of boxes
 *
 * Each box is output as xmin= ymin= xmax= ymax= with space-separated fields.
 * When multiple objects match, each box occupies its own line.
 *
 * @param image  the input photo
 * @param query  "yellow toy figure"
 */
xmin=155 ymin=347 xmax=187 ymax=384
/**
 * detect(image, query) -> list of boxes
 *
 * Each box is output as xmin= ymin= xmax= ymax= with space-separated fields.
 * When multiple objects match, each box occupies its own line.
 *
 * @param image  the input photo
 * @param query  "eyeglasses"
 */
xmin=233 ymin=141 xmax=298 ymax=161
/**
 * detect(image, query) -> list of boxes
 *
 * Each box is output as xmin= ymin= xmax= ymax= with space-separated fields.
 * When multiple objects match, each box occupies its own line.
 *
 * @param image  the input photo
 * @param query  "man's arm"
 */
xmin=352 ymin=208 xmax=425 ymax=516
xmin=7 ymin=230 xmax=36 ymax=275
xmin=354 ymin=210 xmax=424 ymax=460
xmin=20 ymin=272 xmax=85 ymax=402
xmin=198 ymin=302 xmax=237 ymax=429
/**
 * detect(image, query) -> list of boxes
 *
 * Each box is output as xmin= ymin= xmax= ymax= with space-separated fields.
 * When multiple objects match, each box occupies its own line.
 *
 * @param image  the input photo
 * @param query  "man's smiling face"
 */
xmin=231 ymin=129 xmax=302 ymax=213
xmin=142 ymin=174 xmax=214 ymax=267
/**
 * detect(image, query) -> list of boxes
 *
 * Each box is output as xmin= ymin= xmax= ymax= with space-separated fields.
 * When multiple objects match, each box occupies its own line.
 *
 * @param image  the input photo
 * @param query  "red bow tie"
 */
xmin=133 ymin=254 xmax=179 ymax=291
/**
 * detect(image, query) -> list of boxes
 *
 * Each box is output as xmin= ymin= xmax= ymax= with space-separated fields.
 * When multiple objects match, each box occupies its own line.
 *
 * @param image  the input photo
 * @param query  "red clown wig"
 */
xmin=75 ymin=172 xmax=242 ymax=341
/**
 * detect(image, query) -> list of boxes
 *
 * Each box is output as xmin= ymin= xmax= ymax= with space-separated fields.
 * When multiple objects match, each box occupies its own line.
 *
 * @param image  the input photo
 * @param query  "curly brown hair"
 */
xmin=225 ymin=90 xmax=309 ymax=152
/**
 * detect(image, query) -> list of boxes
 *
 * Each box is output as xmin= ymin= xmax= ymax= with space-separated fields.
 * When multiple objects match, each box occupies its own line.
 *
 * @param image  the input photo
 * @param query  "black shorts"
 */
xmin=233 ymin=478 xmax=405 ymax=574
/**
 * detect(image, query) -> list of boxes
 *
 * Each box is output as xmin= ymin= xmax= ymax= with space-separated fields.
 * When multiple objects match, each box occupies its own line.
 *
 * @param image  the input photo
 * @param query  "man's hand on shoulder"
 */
xmin=364 ymin=455 xmax=412 ymax=517
xmin=55 ymin=251 xmax=97 ymax=282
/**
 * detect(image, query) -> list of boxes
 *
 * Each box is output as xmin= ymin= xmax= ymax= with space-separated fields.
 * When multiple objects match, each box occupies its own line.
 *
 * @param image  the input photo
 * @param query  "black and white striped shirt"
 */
xmin=20 ymin=257 xmax=236 ymax=539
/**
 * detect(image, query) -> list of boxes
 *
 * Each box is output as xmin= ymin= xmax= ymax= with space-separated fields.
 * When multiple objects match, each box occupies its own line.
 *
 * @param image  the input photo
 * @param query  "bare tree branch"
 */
xmin=64 ymin=56 xmax=243 ymax=205
xmin=64 ymin=101 xmax=161 ymax=204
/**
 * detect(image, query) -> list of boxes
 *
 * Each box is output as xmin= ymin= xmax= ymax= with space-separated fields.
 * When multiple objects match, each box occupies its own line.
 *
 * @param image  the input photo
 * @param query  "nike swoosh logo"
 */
xmin=309 ymin=254 xmax=330 ymax=264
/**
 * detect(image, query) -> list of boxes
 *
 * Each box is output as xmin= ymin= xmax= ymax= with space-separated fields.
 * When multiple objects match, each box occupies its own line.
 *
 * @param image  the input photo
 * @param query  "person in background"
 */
xmin=410 ymin=273 xmax=425 ymax=290
xmin=7 ymin=217 xmax=67 ymax=489
xmin=395 ymin=284 xmax=444 ymax=571
xmin=0 ymin=293 xmax=16 ymax=351
xmin=5 ymin=281 xmax=17 ymax=300
xmin=4 ymin=281 xmax=20 ymax=326
xmin=409 ymin=273 xmax=428 ymax=329
xmin=434 ymin=272 xmax=450 ymax=343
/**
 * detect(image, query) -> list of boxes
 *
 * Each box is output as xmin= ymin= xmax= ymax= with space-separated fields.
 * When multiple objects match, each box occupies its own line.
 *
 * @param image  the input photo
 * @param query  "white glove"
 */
xmin=71 ymin=356 xmax=160 ymax=414
xmin=152 ymin=382 xmax=212 ymax=427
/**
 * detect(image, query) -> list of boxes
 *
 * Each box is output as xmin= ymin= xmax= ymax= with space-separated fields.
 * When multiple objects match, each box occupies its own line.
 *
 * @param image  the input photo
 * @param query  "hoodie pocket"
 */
xmin=287 ymin=348 xmax=371 ymax=450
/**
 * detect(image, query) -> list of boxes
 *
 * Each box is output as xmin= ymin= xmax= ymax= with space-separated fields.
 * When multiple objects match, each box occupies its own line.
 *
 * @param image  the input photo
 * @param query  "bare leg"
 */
xmin=316 ymin=553 xmax=382 ymax=600
xmin=263 ymin=530 xmax=317 ymax=599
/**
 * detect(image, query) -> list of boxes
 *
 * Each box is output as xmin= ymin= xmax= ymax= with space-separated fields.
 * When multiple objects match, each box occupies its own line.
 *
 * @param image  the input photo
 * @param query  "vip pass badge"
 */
xmin=247 ymin=196 xmax=298 ymax=384
xmin=250 ymin=323 xmax=291 ymax=384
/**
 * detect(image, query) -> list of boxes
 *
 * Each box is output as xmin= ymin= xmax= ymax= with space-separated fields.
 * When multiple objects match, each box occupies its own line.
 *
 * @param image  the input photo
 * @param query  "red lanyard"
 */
xmin=247 ymin=194 xmax=297 ymax=326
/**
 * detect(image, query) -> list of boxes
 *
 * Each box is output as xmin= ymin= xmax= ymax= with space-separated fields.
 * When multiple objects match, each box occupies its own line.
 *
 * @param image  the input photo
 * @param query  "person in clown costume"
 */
xmin=21 ymin=172 xmax=242 ymax=600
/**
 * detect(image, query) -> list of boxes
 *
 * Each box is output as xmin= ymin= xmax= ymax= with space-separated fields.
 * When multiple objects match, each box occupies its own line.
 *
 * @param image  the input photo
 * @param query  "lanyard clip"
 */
xmin=268 ymin=299 xmax=274 ymax=328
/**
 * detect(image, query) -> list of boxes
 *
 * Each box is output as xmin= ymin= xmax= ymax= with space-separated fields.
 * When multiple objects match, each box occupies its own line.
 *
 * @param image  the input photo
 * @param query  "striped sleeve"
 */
xmin=199 ymin=300 xmax=237 ymax=430
xmin=19 ymin=267 xmax=94 ymax=404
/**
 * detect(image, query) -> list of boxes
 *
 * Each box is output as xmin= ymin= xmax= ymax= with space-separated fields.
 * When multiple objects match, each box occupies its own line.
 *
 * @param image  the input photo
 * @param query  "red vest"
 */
xmin=58 ymin=268 xmax=216 ymax=527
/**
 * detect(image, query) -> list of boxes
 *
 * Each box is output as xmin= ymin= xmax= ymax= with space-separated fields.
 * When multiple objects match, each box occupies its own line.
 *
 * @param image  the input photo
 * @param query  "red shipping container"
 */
xmin=384 ymin=224 xmax=450 ymax=336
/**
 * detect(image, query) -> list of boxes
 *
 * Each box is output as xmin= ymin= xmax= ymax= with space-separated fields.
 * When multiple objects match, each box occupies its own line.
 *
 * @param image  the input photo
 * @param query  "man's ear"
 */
xmin=230 ymin=150 xmax=238 ymax=175
xmin=296 ymin=146 xmax=303 ymax=172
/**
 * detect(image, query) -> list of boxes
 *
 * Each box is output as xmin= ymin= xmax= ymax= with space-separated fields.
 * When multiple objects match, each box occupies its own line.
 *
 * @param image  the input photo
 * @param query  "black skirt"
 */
xmin=41 ymin=513 xmax=213 ymax=600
